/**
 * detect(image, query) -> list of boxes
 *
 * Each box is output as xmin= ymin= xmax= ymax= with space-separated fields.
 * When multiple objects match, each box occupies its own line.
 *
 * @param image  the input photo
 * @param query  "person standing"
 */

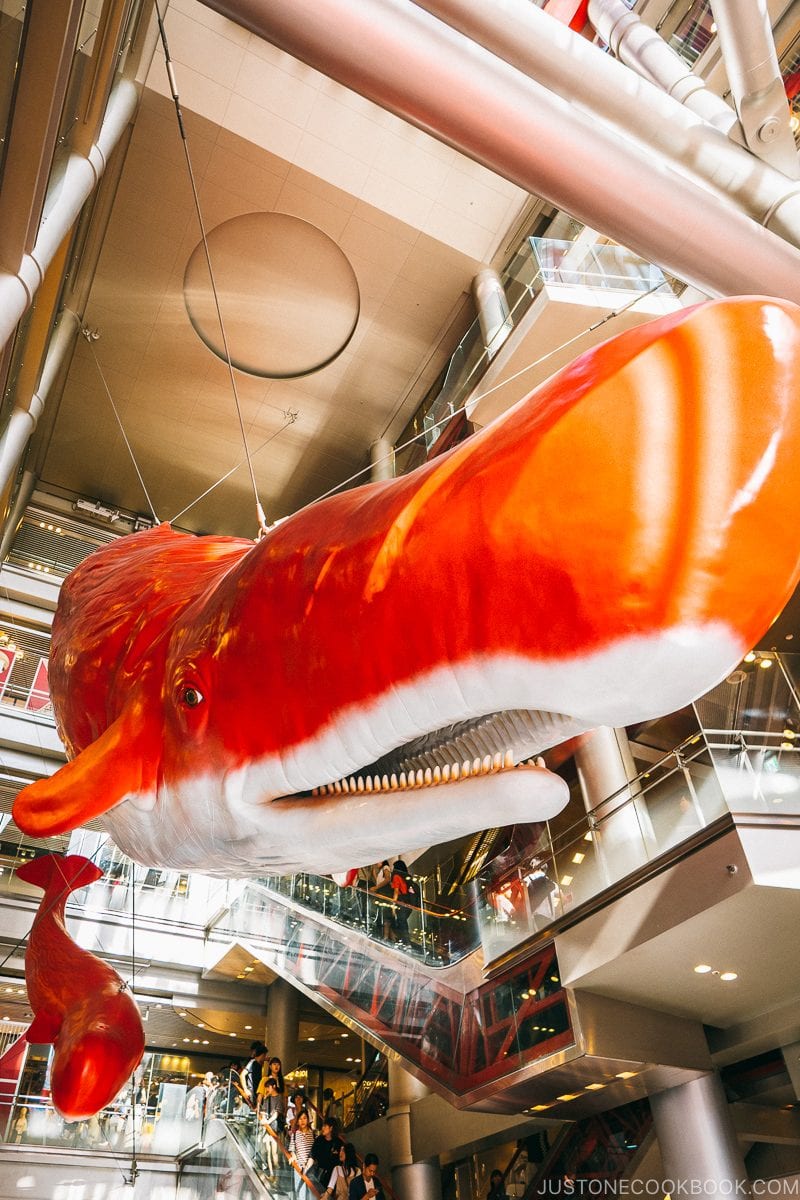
xmin=323 ymin=1141 xmax=360 ymax=1199
xmin=289 ymin=1109 xmax=316 ymax=1195
xmin=240 ymin=1042 xmax=268 ymax=1110
xmin=309 ymin=1116 xmax=343 ymax=1190
xmin=349 ymin=1153 xmax=385 ymax=1199
xmin=487 ymin=1169 xmax=508 ymax=1199
xmin=257 ymin=1077 xmax=286 ymax=1175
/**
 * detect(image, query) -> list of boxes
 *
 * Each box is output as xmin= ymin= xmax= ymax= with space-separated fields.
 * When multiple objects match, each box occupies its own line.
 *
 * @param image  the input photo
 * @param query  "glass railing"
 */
xmin=179 ymin=1125 xmax=266 ymax=1200
xmin=417 ymin=235 xmax=675 ymax=452
xmin=476 ymin=733 xmax=724 ymax=962
xmin=0 ymin=1044 xmax=208 ymax=1156
xmin=666 ymin=0 xmax=714 ymax=67
xmin=255 ymin=871 xmax=478 ymax=968
xmin=478 ymin=651 xmax=800 ymax=962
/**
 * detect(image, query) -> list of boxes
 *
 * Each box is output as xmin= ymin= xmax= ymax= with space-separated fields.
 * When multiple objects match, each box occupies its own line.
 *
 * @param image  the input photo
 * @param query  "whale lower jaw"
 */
xmin=100 ymin=625 xmax=743 ymax=877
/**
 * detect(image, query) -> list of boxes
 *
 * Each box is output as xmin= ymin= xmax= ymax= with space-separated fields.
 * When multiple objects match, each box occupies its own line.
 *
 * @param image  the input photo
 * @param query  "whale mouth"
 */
xmin=306 ymin=707 xmax=585 ymax=798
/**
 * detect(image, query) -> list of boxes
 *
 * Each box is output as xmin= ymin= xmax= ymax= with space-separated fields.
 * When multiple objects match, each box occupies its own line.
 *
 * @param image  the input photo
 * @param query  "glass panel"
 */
xmin=0 ymin=2 xmax=28 ymax=183
xmin=1 ymin=1046 xmax=199 ymax=1155
xmin=668 ymin=0 xmax=714 ymax=67
xmin=207 ymin=884 xmax=572 ymax=1095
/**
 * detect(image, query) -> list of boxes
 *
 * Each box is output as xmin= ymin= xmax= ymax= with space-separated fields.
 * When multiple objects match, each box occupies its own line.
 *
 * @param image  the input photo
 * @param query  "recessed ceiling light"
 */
xmin=744 ymin=651 xmax=756 ymax=663
xmin=354 ymin=1058 xmax=361 ymax=1063
xmin=615 ymin=1071 xmax=638 ymax=1079
xmin=179 ymin=1012 xmax=188 ymax=1017
xmin=760 ymin=658 xmax=773 ymax=669
xmin=531 ymin=1104 xmax=553 ymax=1112
xmin=556 ymin=1092 xmax=581 ymax=1102
xmin=307 ymin=1037 xmax=315 ymax=1042
xmin=229 ymin=1032 xmax=236 ymax=1038
xmin=202 ymin=1040 xmax=209 ymax=1045
xmin=560 ymin=874 xmax=573 ymax=887
xmin=245 ymin=1025 xmax=252 ymax=1030
xmin=192 ymin=1039 xmax=199 ymax=1044
xmin=572 ymin=852 xmax=585 ymax=865
xmin=720 ymin=971 xmax=738 ymax=982
xmin=346 ymin=1057 xmax=353 ymax=1062
xmin=198 ymin=1023 xmax=205 ymax=1028
xmin=694 ymin=964 xmax=713 ymax=974
xmin=585 ymin=1083 xmax=606 ymax=1091
xmin=583 ymin=831 xmax=593 ymax=842
xmin=183 ymin=1038 xmax=190 ymax=1043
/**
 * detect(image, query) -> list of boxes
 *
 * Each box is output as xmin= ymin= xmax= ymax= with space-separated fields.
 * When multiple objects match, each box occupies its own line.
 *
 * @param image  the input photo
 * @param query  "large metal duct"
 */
xmin=417 ymin=0 xmax=800 ymax=241
xmin=0 ymin=79 xmax=139 ymax=351
xmin=710 ymin=0 xmax=798 ymax=178
xmin=198 ymin=0 xmax=800 ymax=303
xmin=586 ymin=0 xmax=737 ymax=133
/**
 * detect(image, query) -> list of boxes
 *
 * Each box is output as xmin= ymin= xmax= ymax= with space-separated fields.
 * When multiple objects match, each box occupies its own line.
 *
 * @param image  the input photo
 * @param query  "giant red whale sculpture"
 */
xmin=16 ymin=854 xmax=145 ymax=1119
xmin=12 ymin=297 xmax=800 ymax=875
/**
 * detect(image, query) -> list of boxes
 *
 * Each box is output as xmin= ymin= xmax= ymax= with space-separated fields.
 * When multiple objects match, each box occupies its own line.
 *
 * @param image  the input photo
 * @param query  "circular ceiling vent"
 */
xmin=183 ymin=212 xmax=360 ymax=379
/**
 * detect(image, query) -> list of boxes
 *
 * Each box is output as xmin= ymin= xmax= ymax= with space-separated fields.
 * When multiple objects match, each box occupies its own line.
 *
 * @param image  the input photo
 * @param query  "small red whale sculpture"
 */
xmin=12 ymin=297 xmax=800 ymax=875
xmin=16 ymin=854 xmax=145 ymax=1120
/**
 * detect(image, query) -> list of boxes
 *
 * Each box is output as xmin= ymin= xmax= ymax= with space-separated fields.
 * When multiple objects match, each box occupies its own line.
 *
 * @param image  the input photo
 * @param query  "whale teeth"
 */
xmin=314 ymin=746 xmax=522 ymax=798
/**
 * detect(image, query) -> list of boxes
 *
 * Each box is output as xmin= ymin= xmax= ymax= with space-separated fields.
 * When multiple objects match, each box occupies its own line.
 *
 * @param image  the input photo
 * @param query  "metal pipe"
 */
xmin=710 ymin=0 xmax=799 ymax=179
xmin=0 ymin=78 xmax=139 ymax=353
xmin=0 ymin=309 xmax=82 ymax=524
xmin=0 ymin=469 xmax=38 ymax=564
xmin=418 ymin=0 xmax=800 ymax=246
xmin=472 ymin=268 xmax=512 ymax=360
xmin=588 ymin=0 xmax=736 ymax=132
xmin=199 ymin=0 xmax=800 ymax=302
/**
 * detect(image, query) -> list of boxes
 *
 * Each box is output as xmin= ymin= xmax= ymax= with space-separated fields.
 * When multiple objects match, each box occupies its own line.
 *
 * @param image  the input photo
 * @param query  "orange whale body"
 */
xmin=12 ymin=297 xmax=800 ymax=875
xmin=17 ymin=855 xmax=145 ymax=1120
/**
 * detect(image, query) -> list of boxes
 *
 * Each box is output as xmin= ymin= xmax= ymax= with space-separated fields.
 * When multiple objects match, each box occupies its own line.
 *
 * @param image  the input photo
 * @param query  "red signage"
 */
xmin=0 ymin=648 xmax=17 ymax=700
xmin=25 ymin=658 xmax=51 ymax=713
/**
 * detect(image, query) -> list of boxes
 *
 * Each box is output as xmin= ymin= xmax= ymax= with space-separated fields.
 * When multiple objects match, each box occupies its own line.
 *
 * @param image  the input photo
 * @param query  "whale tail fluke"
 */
xmin=16 ymin=853 xmax=103 ymax=894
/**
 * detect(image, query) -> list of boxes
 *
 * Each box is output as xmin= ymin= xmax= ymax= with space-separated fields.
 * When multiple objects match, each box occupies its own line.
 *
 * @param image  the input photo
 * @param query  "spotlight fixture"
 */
xmin=694 ymin=964 xmax=713 ymax=974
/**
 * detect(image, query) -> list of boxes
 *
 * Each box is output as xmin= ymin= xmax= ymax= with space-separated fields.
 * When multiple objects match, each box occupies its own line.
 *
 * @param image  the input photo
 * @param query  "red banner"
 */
xmin=25 ymin=658 xmax=51 ymax=712
xmin=0 ymin=647 xmax=17 ymax=700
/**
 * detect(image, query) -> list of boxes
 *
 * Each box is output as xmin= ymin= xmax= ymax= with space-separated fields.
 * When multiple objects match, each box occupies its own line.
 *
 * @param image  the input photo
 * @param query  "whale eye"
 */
xmin=182 ymin=686 xmax=204 ymax=708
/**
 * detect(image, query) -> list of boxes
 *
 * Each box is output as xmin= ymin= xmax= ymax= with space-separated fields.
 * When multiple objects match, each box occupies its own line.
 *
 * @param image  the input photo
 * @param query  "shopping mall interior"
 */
xmin=2 ymin=0 xmax=800 ymax=1197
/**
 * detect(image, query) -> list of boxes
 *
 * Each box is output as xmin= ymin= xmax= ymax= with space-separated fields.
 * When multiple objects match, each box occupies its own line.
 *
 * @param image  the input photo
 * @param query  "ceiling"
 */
xmin=37 ymin=0 xmax=531 ymax=538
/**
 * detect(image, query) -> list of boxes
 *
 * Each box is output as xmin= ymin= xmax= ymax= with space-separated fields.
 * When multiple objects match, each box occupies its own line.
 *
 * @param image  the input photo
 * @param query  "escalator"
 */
xmin=524 ymin=1099 xmax=653 ymax=1194
xmin=178 ymin=1116 xmax=317 ymax=1199
xmin=207 ymin=878 xmax=573 ymax=1111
